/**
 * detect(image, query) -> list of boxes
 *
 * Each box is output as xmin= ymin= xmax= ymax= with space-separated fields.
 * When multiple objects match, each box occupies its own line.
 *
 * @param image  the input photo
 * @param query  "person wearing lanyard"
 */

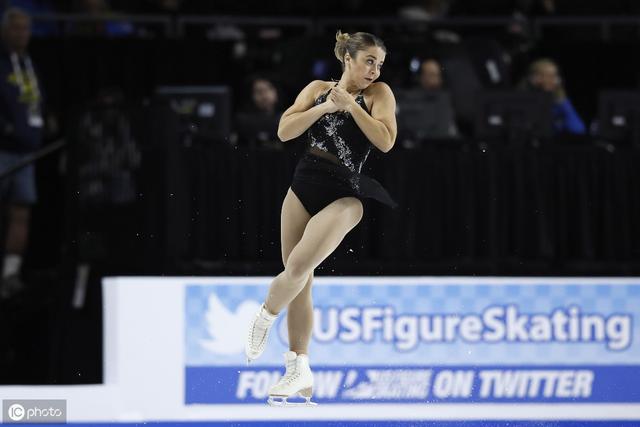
xmin=0 ymin=7 xmax=44 ymax=299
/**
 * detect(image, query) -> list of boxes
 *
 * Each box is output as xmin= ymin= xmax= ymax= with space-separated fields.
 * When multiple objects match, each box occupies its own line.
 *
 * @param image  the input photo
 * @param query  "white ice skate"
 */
xmin=267 ymin=351 xmax=317 ymax=407
xmin=245 ymin=303 xmax=278 ymax=363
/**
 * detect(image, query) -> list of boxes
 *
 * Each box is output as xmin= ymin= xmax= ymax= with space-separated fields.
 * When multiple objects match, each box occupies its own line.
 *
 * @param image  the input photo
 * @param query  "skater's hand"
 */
xmin=329 ymin=86 xmax=357 ymax=113
xmin=322 ymin=97 xmax=339 ymax=114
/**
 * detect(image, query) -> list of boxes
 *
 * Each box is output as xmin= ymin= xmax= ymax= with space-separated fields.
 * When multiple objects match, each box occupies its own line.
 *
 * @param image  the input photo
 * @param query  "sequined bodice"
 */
xmin=308 ymin=84 xmax=372 ymax=173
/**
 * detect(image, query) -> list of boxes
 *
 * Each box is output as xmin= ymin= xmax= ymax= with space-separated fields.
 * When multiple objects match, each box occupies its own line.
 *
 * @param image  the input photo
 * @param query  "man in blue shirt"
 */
xmin=524 ymin=58 xmax=586 ymax=135
xmin=0 ymin=7 xmax=43 ymax=299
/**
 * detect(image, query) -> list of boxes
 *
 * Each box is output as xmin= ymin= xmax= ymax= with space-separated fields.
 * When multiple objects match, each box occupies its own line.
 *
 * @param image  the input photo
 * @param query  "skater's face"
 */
xmin=344 ymin=45 xmax=385 ymax=90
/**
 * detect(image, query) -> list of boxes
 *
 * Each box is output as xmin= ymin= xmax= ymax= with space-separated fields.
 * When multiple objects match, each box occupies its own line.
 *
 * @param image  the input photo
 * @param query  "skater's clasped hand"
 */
xmin=322 ymin=97 xmax=339 ymax=114
xmin=328 ymin=86 xmax=357 ymax=113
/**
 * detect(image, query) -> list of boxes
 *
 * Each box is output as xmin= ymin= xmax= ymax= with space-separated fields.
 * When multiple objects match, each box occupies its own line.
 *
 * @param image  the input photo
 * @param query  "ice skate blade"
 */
xmin=267 ymin=395 xmax=317 ymax=407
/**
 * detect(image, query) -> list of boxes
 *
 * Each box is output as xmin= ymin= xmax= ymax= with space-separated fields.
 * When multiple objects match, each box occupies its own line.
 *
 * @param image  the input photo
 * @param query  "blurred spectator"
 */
xmin=417 ymin=58 xmax=458 ymax=137
xmin=520 ymin=58 xmax=586 ymax=135
xmin=4 ymin=0 xmax=58 ymax=36
xmin=71 ymin=0 xmax=135 ymax=37
xmin=250 ymin=76 xmax=280 ymax=114
xmin=77 ymin=87 xmax=141 ymax=205
xmin=395 ymin=58 xmax=459 ymax=145
xmin=418 ymin=58 xmax=444 ymax=90
xmin=464 ymin=37 xmax=513 ymax=88
xmin=233 ymin=75 xmax=283 ymax=149
xmin=0 ymin=7 xmax=44 ymax=299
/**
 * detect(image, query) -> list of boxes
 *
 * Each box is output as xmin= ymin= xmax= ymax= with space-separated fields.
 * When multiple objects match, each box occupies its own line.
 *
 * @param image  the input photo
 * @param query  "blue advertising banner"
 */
xmin=184 ymin=278 xmax=639 ymax=405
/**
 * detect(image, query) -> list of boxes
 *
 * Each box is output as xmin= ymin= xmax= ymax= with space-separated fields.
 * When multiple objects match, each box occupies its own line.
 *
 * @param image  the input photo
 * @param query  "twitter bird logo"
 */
xmin=199 ymin=293 xmax=261 ymax=355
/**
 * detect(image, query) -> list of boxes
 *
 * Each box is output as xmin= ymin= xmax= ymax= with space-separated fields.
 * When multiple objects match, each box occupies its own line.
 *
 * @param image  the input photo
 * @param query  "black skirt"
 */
xmin=290 ymin=151 xmax=398 ymax=216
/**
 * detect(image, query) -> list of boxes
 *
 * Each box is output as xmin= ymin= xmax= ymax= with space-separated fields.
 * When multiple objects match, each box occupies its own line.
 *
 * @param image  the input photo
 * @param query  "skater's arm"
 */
xmin=277 ymin=81 xmax=337 ymax=142
xmin=332 ymin=82 xmax=397 ymax=153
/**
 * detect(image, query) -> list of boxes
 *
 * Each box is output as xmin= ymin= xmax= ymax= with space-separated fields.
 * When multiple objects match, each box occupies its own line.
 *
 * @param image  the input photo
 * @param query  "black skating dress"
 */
xmin=290 ymin=82 xmax=398 ymax=216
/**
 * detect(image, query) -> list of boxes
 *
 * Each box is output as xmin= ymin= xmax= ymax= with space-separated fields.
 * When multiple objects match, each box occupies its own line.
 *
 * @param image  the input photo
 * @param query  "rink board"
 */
xmin=1 ymin=276 xmax=639 ymax=424
xmin=184 ymin=277 xmax=640 ymax=406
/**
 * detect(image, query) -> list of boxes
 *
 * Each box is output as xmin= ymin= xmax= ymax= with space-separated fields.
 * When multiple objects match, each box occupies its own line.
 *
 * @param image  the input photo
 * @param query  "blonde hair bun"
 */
xmin=336 ymin=30 xmax=350 ymax=42
xmin=333 ymin=30 xmax=387 ymax=70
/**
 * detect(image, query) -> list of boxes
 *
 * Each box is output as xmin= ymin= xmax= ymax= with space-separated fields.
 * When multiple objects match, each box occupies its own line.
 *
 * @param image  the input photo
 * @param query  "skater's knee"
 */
xmin=299 ymin=276 xmax=313 ymax=297
xmin=284 ymin=258 xmax=310 ymax=285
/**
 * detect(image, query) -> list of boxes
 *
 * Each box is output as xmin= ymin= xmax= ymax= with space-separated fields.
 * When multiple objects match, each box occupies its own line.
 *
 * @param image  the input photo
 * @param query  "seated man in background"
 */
xmin=419 ymin=58 xmax=445 ymax=91
xmin=395 ymin=58 xmax=459 ymax=147
xmin=520 ymin=58 xmax=586 ymax=135
xmin=233 ymin=75 xmax=283 ymax=149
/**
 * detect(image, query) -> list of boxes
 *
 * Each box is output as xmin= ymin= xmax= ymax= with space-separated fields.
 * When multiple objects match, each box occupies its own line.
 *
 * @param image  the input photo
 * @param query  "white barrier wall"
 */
xmin=1 ymin=276 xmax=640 ymax=423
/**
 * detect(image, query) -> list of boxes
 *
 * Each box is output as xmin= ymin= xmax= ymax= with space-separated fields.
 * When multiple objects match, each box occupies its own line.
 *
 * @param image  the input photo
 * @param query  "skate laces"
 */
xmin=249 ymin=307 xmax=275 ymax=347
xmin=279 ymin=358 xmax=301 ymax=386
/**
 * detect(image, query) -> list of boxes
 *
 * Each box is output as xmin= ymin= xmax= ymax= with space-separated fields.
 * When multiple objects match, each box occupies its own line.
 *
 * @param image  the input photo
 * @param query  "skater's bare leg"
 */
xmin=271 ymin=187 xmax=312 ymax=318
xmin=265 ymin=195 xmax=363 ymax=314
xmin=277 ymin=188 xmax=315 ymax=355
xmin=287 ymin=272 xmax=313 ymax=355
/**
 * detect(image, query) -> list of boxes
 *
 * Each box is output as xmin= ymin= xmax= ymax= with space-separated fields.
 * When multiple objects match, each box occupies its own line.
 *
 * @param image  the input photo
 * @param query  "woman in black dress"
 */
xmin=246 ymin=30 xmax=398 ymax=406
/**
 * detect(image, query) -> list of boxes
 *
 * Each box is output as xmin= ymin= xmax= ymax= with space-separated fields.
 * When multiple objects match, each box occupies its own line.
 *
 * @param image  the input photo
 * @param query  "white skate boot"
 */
xmin=245 ymin=303 xmax=278 ymax=363
xmin=267 ymin=351 xmax=316 ymax=406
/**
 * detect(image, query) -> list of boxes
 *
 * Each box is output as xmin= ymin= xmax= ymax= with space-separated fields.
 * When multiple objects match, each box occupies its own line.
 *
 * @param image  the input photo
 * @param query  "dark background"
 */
xmin=1 ymin=0 xmax=640 ymax=385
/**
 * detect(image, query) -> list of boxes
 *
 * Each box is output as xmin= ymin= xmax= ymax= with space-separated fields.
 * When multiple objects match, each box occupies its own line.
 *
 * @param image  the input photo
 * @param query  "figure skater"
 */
xmin=245 ymin=30 xmax=398 ymax=406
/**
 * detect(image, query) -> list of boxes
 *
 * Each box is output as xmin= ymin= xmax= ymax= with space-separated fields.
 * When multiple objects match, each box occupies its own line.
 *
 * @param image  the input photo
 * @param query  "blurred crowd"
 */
xmin=3 ymin=0 xmax=640 ymax=17
xmin=1 ymin=2 xmax=640 ymax=296
xmin=233 ymin=54 xmax=589 ymax=151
